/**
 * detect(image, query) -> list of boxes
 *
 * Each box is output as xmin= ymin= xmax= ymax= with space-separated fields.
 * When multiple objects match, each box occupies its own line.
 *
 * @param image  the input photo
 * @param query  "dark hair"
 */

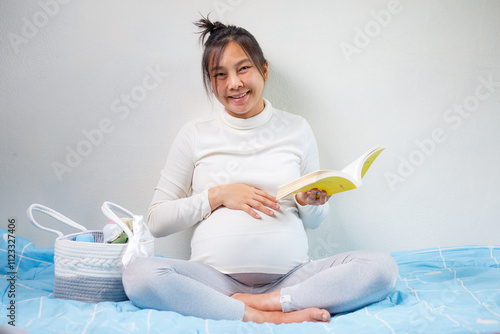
xmin=194 ymin=15 xmax=267 ymax=94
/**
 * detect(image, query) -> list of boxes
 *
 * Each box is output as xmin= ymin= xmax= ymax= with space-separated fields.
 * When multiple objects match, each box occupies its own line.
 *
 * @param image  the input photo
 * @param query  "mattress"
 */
xmin=1 ymin=227 xmax=499 ymax=333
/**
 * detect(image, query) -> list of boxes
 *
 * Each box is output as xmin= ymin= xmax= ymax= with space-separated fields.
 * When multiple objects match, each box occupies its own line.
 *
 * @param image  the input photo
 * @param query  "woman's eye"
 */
xmin=214 ymin=73 xmax=226 ymax=78
xmin=240 ymin=66 xmax=251 ymax=71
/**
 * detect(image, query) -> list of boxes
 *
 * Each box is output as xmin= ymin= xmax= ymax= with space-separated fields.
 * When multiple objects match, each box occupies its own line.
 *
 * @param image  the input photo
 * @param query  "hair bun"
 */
xmin=212 ymin=21 xmax=227 ymax=31
xmin=194 ymin=16 xmax=227 ymax=44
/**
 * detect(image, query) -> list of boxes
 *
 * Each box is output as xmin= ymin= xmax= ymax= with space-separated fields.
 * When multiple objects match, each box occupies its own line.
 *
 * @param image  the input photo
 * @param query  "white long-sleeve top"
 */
xmin=148 ymin=99 xmax=329 ymax=274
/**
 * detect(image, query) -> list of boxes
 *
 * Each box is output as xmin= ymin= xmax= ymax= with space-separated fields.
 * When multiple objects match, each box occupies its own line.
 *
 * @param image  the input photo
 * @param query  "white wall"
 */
xmin=1 ymin=0 xmax=499 ymax=259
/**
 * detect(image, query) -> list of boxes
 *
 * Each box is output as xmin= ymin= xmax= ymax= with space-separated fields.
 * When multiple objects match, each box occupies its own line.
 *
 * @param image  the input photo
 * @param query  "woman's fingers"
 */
xmin=213 ymin=184 xmax=280 ymax=219
xmin=297 ymin=188 xmax=331 ymax=206
xmin=255 ymin=191 xmax=280 ymax=210
xmin=244 ymin=205 xmax=261 ymax=219
xmin=247 ymin=192 xmax=279 ymax=218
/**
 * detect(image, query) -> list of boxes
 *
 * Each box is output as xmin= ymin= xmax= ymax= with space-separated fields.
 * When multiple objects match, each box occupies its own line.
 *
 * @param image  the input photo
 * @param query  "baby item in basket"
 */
xmin=27 ymin=202 xmax=154 ymax=303
xmin=103 ymin=219 xmax=128 ymax=243
xmin=75 ymin=233 xmax=94 ymax=242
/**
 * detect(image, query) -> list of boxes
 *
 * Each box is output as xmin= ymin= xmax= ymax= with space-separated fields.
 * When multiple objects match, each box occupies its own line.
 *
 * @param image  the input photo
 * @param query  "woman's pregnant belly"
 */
xmin=190 ymin=206 xmax=309 ymax=274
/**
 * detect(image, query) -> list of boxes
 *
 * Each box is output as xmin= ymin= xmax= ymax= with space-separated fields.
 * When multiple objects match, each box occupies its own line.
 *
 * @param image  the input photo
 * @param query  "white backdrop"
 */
xmin=1 ymin=0 xmax=499 ymax=259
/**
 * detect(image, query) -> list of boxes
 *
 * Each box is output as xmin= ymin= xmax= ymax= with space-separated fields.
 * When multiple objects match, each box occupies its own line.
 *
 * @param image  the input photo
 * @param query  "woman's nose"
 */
xmin=227 ymin=73 xmax=243 ymax=90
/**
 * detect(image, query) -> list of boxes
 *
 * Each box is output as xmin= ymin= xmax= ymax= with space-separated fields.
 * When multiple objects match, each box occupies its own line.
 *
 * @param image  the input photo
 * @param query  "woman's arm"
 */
xmin=147 ymin=124 xmax=211 ymax=237
xmin=295 ymin=119 xmax=330 ymax=230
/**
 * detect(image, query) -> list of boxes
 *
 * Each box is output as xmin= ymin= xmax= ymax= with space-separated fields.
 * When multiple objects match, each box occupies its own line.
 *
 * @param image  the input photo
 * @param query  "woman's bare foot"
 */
xmin=243 ymin=306 xmax=330 ymax=324
xmin=232 ymin=291 xmax=281 ymax=311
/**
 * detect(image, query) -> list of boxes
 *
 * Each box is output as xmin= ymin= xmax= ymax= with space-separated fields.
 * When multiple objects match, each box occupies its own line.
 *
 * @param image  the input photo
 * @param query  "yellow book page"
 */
xmin=290 ymin=176 xmax=357 ymax=197
xmin=361 ymin=149 xmax=384 ymax=178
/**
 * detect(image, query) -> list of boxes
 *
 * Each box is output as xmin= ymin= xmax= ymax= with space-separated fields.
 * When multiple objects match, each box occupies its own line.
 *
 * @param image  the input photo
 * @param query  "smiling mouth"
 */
xmin=229 ymin=91 xmax=249 ymax=99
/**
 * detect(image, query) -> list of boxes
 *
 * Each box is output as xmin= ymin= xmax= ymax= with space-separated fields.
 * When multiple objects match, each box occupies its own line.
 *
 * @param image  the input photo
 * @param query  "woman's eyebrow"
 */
xmin=211 ymin=58 xmax=251 ymax=72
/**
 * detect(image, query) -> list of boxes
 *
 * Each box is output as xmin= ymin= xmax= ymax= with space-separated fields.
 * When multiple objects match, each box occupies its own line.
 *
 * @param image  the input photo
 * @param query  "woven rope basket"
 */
xmin=27 ymin=202 xmax=154 ymax=303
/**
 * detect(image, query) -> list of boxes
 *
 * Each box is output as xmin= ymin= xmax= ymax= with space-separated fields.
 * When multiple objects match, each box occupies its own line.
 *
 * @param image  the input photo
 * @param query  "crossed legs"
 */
xmin=233 ymin=251 xmax=399 ymax=315
xmin=122 ymin=251 xmax=398 ymax=323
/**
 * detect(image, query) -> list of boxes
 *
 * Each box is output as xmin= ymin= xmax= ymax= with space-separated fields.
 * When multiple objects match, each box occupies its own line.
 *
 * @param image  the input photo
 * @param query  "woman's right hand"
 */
xmin=208 ymin=184 xmax=280 ymax=219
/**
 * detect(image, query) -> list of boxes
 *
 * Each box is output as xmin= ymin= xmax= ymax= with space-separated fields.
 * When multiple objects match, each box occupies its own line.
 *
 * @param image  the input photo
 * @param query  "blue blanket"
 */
xmin=1 ymin=227 xmax=499 ymax=333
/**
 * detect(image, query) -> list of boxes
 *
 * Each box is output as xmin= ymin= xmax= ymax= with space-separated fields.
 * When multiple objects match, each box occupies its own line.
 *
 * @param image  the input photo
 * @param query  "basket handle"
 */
xmin=101 ymin=201 xmax=134 ymax=239
xmin=27 ymin=204 xmax=88 ymax=238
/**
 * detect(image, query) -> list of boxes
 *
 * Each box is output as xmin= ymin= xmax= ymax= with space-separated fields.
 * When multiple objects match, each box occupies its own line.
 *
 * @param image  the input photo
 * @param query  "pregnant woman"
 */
xmin=122 ymin=16 xmax=399 ymax=324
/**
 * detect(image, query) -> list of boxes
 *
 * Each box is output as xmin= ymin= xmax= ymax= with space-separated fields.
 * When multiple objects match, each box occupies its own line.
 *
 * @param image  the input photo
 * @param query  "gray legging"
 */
xmin=122 ymin=250 xmax=399 ymax=321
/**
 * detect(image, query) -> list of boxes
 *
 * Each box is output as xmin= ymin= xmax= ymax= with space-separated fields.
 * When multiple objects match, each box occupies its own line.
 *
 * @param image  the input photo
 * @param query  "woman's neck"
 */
xmin=221 ymin=98 xmax=272 ymax=130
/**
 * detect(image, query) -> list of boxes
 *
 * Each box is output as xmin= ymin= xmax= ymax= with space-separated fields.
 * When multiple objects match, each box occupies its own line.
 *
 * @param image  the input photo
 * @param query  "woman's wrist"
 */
xmin=295 ymin=193 xmax=307 ymax=206
xmin=208 ymin=185 xmax=223 ymax=211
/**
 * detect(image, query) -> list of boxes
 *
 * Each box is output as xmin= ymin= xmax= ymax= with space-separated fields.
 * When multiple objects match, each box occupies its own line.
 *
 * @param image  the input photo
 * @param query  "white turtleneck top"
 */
xmin=148 ymin=99 xmax=329 ymax=274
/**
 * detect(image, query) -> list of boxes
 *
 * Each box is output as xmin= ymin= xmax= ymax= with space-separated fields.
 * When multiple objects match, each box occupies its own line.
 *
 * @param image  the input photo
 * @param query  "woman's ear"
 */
xmin=263 ymin=61 xmax=269 ymax=82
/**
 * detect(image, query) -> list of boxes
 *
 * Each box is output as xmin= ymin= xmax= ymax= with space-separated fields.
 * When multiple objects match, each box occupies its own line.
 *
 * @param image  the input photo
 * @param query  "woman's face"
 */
xmin=210 ymin=41 xmax=268 ymax=119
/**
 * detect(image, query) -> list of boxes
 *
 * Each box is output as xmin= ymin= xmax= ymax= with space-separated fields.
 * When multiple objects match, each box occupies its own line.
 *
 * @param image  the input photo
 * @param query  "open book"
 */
xmin=276 ymin=145 xmax=385 ymax=200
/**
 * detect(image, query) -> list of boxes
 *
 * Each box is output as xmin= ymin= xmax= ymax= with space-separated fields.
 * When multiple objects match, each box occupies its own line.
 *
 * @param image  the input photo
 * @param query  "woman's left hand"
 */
xmin=295 ymin=188 xmax=331 ymax=206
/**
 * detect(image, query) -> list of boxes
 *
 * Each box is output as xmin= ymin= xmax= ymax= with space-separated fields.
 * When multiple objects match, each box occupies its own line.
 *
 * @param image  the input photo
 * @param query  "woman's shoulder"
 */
xmin=268 ymin=100 xmax=308 ymax=122
xmin=270 ymin=103 xmax=311 ymax=132
xmin=275 ymin=108 xmax=307 ymax=122
xmin=178 ymin=111 xmax=219 ymax=132
xmin=169 ymin=112 xmax=218 ymax=150
xmin=188 ymin=110 xmax=218 ymax=124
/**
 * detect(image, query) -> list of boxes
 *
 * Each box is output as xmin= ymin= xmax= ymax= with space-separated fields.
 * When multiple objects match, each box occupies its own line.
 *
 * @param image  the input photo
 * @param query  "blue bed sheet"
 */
xmin=1 ymin=227 xmax=499 ymax=334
